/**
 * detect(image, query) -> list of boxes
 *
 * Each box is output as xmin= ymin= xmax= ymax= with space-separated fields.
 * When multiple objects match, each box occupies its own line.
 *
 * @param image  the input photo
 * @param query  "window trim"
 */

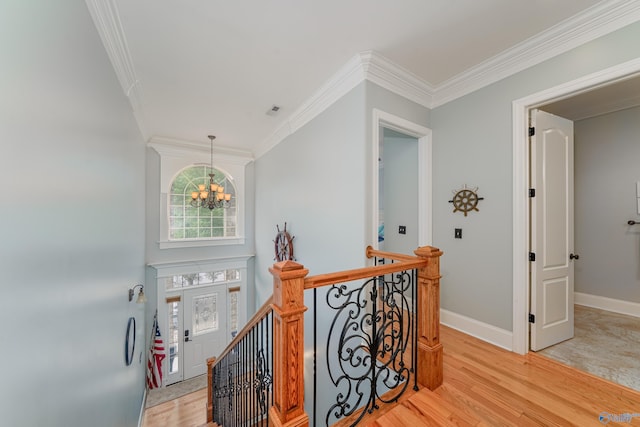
xmin=149 ymin=137 xmax=253 ymax=249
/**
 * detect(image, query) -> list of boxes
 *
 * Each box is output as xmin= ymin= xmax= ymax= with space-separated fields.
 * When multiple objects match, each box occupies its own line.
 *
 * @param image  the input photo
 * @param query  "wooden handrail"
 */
xmin=365 ymin=245 xmax=422 ymax=262
xmin=305 ymin=247 xmax=428 ymax=289
xmin=304 ymin=258 xmax=427 ymax=289
xmin=212 ymin=295 xmax=273 ymax=367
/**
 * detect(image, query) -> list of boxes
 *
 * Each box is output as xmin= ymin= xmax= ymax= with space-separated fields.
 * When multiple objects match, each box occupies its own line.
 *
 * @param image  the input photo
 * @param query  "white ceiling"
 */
xmin=540 ymin=74 xmax=640 ymax=121
xmin=88 ymin=0 xmax=640 ymax=157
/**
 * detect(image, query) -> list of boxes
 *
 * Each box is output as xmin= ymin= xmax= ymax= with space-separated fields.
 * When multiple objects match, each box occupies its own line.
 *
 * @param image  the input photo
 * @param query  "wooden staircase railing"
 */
xmin=207 ymin=245 xmax=442 ymax=427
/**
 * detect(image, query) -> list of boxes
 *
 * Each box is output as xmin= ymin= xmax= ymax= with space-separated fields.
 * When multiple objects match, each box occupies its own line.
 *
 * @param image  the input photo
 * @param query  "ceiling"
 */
xmin=540 ymin=74 xmax=640 ymax=121
xmin=88 ymin=0 xmax=639 ymax=157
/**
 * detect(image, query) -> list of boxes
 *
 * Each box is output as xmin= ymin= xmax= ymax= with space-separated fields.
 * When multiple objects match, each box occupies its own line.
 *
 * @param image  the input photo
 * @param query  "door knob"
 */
xmin=569 ymin=253 xmax=579 ymax=260
xmin=184 ymin=329 xmax=190 ymax=342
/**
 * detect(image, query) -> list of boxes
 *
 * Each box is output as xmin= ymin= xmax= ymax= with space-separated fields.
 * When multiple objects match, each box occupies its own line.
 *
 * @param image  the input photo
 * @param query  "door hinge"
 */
xmin=529 ymin=126 xmax=535 ymax=136
xmin=529 ymin=313 xmax=536 ymax=323
xmin=529 ymin=252 xmax=536 ymax=262
xmin=529 ymin=188 xmax=536 ymax=197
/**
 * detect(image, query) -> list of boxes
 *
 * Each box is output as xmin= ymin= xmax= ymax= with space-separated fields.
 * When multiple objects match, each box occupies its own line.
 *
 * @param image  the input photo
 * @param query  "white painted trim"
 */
xmin=441 ymin=309 xmax=513 ymax=351
xmin=433 ymin=0 xmax=640 ymax=107
xmin=361 ymin=51 xmax=434 ymax=108
xmin=148 ymin=256 xmax=253 ymax=276
xmin=512 ymin=58 xmax=640 ymax=355
xmin=254 ymin=52 xmax=434 ymax=159
xmin=149 ymin=137 xmax=253 ymax=164
xmin=575 ymin=292 xmax=640 ymax=318
xmin=253 ymin=0 xmax=640 ymax=158
xmin=254 ymin=54 xmax=365 ymax=159
xmin=138 ymin=388 xmax=147 ymax=427
xmin=91 ymin=0 xmax=640 ymax=157
xmin=158 ymin=237 xmax=246 ymax=250
xmin=85 ymin=0 xmax=149 ymax=139
xmin=371 ymin=109 xmax=432 ymax=250
xmin=149 ymin=138 xmax=250 ymax=248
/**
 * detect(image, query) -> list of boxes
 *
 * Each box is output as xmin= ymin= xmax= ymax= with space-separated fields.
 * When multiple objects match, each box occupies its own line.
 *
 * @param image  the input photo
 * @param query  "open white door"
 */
xmin=530 ymin=109 xmax=575 ymax=351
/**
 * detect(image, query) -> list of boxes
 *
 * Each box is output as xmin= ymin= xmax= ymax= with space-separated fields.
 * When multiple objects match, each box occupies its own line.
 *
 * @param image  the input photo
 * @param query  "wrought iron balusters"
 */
xmin=321 ymin=263 xmax=417 ymax=426
xmin=211 ymin=310 xmax=273 ymax=427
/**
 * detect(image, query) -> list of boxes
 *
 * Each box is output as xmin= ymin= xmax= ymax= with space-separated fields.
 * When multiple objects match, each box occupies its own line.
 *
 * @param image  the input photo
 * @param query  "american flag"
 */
xmin=147 ymin=316 xmax=165 ymax=389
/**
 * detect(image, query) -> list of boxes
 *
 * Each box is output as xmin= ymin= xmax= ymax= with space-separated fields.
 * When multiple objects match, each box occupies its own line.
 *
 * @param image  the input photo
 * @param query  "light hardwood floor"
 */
xmin=143 ymin=325 xmax=640 ymax=427
xmin=143 ymin=387 xmax=207 ymax=427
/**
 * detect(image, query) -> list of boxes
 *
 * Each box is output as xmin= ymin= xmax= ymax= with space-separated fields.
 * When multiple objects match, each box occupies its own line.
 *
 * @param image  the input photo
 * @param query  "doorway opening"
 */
xmin=512 ymin=58 xmax=640 ymax=355
xmin=371 ymin=109 xmax=432 ymax=251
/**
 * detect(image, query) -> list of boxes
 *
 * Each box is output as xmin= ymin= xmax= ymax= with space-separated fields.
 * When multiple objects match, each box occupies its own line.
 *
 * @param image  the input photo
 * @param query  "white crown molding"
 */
xmin=85 ymin=0 xmax=149 ymax=139
xmin=90 ymin=0 xmax=640 ymax=159
xmin=433 ymin=0 xmax=640 ymax=107
xmin=362 ymin=51 xmax=434 ymax=108
xmin=148 ymin=136 xmax=254 ymax=166
xmin=256 ymin=0 xmax=640 ymax=158
xmin=253 ymin=54 xmax=366 ymax=159
xmin=253 ymin=51 xmax=434 ymax=159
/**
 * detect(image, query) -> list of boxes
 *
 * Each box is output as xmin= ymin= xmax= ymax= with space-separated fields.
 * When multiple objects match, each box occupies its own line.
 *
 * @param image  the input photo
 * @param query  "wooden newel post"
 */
xmin=269 ymin=260 xmax=310 ymax=427
xmin=414 ymin=246 xmax=444 ymax=390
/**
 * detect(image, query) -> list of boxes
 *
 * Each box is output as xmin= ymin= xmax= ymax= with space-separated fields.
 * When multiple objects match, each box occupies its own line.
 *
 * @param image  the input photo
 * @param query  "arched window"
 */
xmin=169 ymin=166 xmax=237 ymax=239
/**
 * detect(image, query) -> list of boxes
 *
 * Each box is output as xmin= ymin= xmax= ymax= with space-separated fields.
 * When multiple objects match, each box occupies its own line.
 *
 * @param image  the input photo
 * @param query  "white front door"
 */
xmin=530 ymin=109 xmax=575 ymax=351
xmin=165 ymin=283 xmax=229 ymax=385
xmin=183 ymin=285 xmax=227 ymax=380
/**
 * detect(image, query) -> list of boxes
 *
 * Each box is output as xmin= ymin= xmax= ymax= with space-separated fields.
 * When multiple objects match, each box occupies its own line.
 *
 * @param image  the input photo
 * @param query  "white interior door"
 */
xmin=530 ymin=109 xmax=575 ymax=351
xmin=183 ymin=285 xmax=227 ymax=380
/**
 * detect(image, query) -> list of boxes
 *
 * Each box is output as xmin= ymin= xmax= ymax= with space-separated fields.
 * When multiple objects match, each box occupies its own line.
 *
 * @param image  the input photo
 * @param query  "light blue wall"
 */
xmin=431 ymin=21 xmax=640 ymax=331
xmin=254 ymin=83 xmax=367 ymax=305
xmin=0 ymin=2 xmax=146 ymax=426
xmin=574 ymin=106 xmax=640 ymax=302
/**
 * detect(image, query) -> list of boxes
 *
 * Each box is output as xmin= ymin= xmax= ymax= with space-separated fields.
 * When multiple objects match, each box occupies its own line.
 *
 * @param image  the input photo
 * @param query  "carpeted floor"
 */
xmin=145 ymin=374 xmax=208 ymax=408
xmin=538 ymin=304 xmax=640 ymax=392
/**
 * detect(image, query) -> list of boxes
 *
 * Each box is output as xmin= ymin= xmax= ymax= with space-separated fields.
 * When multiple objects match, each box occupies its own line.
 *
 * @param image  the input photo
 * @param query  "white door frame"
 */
xmin=371 ymin=109 xmax=432 ymax=250
xmin=511 ymin=58 xmax=640 ymax=354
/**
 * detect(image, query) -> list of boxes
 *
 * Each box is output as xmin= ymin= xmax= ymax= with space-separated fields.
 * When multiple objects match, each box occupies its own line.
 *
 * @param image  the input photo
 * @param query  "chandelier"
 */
xmin=190 ymin=135 xmax=232 ymax=210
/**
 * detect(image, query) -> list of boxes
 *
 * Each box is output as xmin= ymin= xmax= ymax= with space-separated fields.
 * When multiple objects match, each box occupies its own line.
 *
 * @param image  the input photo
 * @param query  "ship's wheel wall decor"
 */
xmin=274 ymin=222 xmax=295 ymax=261
xmin=449 ymin=184 xmax=484 ymax=216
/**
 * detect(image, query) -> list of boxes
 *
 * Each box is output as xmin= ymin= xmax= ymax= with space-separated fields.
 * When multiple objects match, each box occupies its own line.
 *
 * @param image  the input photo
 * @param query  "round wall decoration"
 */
xmin=274 ymin=222 xmax=295 ymax=262
xmin=449 ymin=184 xmax=484 ymax=216
xmin=125 ymin=316 xmax=136 ymax=366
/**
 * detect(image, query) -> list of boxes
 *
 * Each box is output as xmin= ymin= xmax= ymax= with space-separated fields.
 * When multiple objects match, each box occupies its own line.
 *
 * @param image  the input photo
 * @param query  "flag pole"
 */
xmin=148 ymin=309 xmax=158 ymax=347
xmin=147 ymin=309 xmax=165 ymax=390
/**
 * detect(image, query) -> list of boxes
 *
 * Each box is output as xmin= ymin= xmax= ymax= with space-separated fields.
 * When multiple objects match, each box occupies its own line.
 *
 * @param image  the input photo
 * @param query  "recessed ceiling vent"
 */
xmin=266 ymin=105 xmax=281 ymax=116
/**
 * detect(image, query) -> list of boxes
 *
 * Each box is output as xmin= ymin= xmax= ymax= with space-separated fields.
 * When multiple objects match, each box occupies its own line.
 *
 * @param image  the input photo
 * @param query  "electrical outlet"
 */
xmin=398 ymin=225 xmax=406 ymax=235
xmin=455 ymin=228 xmax=462 ymax=239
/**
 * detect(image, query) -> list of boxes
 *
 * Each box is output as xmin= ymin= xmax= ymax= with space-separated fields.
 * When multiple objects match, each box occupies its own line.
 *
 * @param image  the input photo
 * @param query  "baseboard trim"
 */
xmin=138 ymin=387 xmax=147 ymax=427
xmin=575 ymin=292 xmax=640 ymax=318
xmin=441 ymin=309 xmax=513 ymax=351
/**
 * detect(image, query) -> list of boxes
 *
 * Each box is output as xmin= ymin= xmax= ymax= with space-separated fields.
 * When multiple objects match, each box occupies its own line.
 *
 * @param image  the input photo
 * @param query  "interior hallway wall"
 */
xmin=0 ymin=2 xmax=147 ymax=426
xmin=574 ymin=106 xmax=640 ymax=303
